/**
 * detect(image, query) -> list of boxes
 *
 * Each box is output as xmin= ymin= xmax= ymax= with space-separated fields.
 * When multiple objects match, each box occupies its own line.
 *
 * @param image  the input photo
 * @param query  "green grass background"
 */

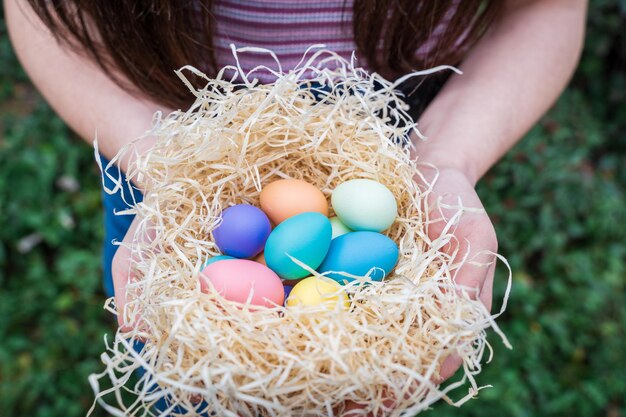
xmin=1 ymin=2 xmax=625 ymax=416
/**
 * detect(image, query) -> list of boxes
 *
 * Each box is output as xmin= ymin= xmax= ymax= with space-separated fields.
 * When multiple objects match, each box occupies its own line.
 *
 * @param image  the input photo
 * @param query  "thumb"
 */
xmin=111 ymin=215 xmax=152 ymax=331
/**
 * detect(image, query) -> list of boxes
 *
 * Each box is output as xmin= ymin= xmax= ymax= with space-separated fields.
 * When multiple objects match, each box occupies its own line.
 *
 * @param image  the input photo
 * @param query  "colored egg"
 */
xmin=330 ymin=216 xmax=352 ymax=239
xmin=254 ymin=252 xmax=266 ymax=266
xmin=260 ymin=179 xmax=329 ymax=225
xmin=317 ymin=231 xmax=399 ymax=284
xmin=286 ymin=277 xmax=349 ymax=310
xmin=202 ymin=255 xmax=235 ymax=269
xmin=200 ymin=259 xmax=284 ymax=307
xmin=213 ymin=204 xmax=271 ymax=258
xmin=264 ymin=212 xmax=332 ymax=280
xmin=283 ymin=285 xmax=294 ymax=302
xmin=332 ymin=179 xmax=397 ymax=232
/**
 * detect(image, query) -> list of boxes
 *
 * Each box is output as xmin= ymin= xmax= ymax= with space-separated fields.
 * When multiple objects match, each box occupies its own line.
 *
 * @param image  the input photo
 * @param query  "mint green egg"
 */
xmin=264 ymin=212 xmax=332 ymax=280
xmin=332 ymin=179 xmax=397 ymax=232
xmin=330 ymin=216 xmax=352 ymax=239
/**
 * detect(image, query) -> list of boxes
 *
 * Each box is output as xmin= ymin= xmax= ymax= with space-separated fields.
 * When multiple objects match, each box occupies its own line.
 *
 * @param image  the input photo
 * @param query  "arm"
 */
xmin=4 ymin=0 xmax=171 ymax=173
xmin=414 ymin=0 xmax=587 ymax=183
xmin=5 ymin=0 xmax=171 ymax=328
xmin=341 ymin=2 xmax=586 ymax=413
xmin=413 ymin=0 xmax=587 ymax=381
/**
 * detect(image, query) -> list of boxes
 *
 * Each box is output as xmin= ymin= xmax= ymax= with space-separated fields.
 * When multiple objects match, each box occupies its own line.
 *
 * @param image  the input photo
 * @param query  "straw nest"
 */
xmin=89 ymin=46 xmax=511 ymax=417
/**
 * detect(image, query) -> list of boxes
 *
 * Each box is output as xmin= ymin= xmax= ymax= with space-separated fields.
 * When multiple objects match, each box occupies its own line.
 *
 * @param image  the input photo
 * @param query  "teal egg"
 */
xmin=317 ymin=231 xmax=399 ymax=284
xmin=202 ymin=255 xmax=235 ymax=269
xmin=332 ymin=179 xmax=397 ymax=232
xmin=264 ymin=212 xmax=332 ymax=280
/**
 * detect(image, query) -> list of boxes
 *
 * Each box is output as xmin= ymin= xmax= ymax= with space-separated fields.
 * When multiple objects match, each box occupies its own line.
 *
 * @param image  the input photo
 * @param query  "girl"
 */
xmin=5 ymin=0 xmax=587 ymax=413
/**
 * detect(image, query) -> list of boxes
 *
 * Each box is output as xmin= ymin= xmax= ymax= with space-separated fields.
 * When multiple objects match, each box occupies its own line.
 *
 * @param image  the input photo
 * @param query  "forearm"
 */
xmin=4 ymin=0 xmax=170 ymax=174
xmin=413 ymin=0 xmax=587 ymax=185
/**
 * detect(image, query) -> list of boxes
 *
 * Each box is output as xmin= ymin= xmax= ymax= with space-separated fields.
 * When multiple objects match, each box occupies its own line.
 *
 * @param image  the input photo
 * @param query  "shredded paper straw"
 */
xmin=89 ymin=46 xmax=511 ymax=417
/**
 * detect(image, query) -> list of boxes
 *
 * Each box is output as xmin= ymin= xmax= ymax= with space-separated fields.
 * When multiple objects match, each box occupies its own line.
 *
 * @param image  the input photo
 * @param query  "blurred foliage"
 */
xmin=0 ymin=7 xmax=110 ymax=417
xmin=1 ymin=2 xmax=625 ymax=417
xmin=431 ymin=1 xmax=626 ymax=416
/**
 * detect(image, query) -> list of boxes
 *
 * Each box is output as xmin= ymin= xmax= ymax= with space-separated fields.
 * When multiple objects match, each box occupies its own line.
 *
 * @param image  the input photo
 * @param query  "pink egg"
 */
xmin=200 ymin=259 xmax=284 ymax=308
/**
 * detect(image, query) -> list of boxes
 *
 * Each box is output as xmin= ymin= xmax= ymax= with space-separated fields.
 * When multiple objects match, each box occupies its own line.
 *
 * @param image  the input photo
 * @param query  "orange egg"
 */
xmin=255 ymin=252 xmax=266 ymax=266
xmin=260 ymin=179 xmax=329 ymax=225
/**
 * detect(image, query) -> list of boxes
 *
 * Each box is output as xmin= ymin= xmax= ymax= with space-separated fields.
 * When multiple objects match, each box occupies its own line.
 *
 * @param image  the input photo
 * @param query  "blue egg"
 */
xmin=317 ymin=231 xmax=399 ymax=284
xmin=283 ymin=285 xmax=294 ymax=305
xmin=264 ymin=212 xmax=332 ymax=280
xmin=201 ymin=255 xmax=235 ymax=269
xmin=213 ymin=204 xmax=271 ymax=258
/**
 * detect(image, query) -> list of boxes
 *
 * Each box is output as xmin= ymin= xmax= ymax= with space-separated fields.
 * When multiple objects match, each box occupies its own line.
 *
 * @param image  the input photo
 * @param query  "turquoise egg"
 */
xmin=264 ymin=212 xmax=332 ymax=280
xmin=317 ymin=231 xmax=399 ymax=284
xmin=202 ymin=255 xmax=235 ymax=269
xmin=332 ymin=179 xmax=397 ymax=232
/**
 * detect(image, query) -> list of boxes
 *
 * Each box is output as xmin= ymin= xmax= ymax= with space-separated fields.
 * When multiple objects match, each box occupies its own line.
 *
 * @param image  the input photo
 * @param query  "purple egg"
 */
xmin=213 ymin=204 xmax=271 ymax=258
xmin=283 ymin=285 xmax=294 ymax=302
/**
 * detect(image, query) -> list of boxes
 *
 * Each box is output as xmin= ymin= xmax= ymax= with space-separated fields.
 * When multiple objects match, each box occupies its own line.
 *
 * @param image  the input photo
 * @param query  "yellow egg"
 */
xmin=260 ymin=179 xmax=329 ymax=225
xmin=286 ymin=276 xmax=349 ymax=310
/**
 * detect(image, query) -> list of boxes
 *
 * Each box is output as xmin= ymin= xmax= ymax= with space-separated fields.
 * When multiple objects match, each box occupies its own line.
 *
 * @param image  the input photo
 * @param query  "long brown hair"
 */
xmin=26 ymin=1 xmax=501 ymax=110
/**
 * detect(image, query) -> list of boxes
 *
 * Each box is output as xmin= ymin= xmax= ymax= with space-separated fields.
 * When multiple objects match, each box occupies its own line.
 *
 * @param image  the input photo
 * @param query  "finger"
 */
xmin=452 ymin=258 xmax=488 ymax=302
xmin=438 ymin=354 xmax=463 ymax=383
xmin=342 ymin=401 xmax=368 ymax=417
xmin=112 ymin=216 xmax=157 ymax=331
xmin=437 ymin=255 xmax=496 ymax=383
xmin=342 ymin=401 xmax=381 ymax=417
xmin=341 ymin=393 xmax=397 ymax=417
xmin=479 ymin=261 xmax=496 ymax=312
xmin=111 ymin=217 xmax=141 ymax=331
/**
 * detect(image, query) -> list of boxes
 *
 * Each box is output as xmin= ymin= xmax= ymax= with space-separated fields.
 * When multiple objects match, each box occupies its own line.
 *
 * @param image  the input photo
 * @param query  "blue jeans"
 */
xmin=101 ymin=159 xmax=143 ymax=298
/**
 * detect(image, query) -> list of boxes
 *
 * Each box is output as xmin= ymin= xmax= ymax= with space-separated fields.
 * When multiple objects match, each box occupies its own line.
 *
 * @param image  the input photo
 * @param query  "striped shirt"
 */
xmin=213 ymin=0 xmax=455 ymax=83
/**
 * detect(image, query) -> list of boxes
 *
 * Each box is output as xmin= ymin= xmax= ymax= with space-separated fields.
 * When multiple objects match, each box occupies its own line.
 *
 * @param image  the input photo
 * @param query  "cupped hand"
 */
xmin=420 ymin=166 xmax=497 ymax=381
xmin=111 ymin=215 xmax=155 ymax=332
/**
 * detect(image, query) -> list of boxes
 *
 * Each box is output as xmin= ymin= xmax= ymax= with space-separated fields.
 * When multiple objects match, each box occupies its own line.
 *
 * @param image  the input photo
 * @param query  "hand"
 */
xmin=111 ymin=215 xmax=155 ymax=332
xmin=339 ymin=167 xmax=497 ymax=416
xmin=420 ymin=167 xmax=497 ymax=380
